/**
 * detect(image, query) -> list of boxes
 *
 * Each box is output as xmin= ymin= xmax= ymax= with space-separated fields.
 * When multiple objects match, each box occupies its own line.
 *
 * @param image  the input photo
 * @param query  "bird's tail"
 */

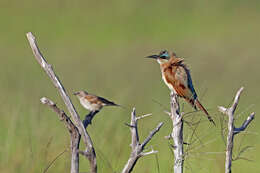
xmin=107 ymin=103 xmax=131 ymax=111
xmin=106 ymin=102 xmax=120 ymax=106
xmin=195 ymin=99 xmax=216 ymax=126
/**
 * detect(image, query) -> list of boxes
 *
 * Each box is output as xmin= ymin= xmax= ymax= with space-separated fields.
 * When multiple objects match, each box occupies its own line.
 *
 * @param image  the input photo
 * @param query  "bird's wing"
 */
xmin=85 ymin=95 xmax=101 ymax=104
xmin=185 ymin=66 xmax=197 ymax=100
xmin=97 ymin=96 xmax=118 ymax=106
xmin=164 ymin=64 xmax=196 ymax=101
xmin=85 ymin=94 xmax=118 ymax=106
xmin=169 ymin=57 xmax=184 ymax=65
xmin=175 ymin=65 xmax=198 ymax=100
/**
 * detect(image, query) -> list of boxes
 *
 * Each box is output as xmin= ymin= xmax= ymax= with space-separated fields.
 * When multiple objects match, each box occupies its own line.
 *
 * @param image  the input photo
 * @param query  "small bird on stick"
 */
xmin=74 ymin=91 xmax=119 ymax=127
xmin=146 ymin=50 xmax=215 ymax=125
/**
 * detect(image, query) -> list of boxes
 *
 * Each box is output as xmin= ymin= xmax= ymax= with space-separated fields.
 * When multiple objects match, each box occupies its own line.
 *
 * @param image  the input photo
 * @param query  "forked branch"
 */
xmin=218 ymin=87 xmax=255 ymax=173
xmin=121 ymin=108 xmax=163 ymax=173
xmin=40 ymin=97 xmax=80 ymax=173
xmin=26 ymin=32 xmax=97 ymax=173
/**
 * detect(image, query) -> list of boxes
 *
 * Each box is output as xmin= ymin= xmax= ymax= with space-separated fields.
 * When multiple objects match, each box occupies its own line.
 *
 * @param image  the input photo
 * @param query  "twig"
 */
xmin=218 ymin=87 xmax=255 ymax=173
xmin=154 ymin=153 xmax=160 ymax=173
xmin=233 ymin=145 xmax=254 ymax=161
xmin=40 ymin=97 xmax=78 ymax=132
xmin=234 ymin=112 xmax=255 ymax=135
xmin=27 ymin=32 xmax=97 ymax=173
xmin=40 ymin=97 xmax=80 ymax=173
xmin=136 ymin=113 xmax=152 ymax=120
xmin=43 ymin=148 xmax=68 ymax=173
xmin=121 ymin=108 xmax=163 ymax=173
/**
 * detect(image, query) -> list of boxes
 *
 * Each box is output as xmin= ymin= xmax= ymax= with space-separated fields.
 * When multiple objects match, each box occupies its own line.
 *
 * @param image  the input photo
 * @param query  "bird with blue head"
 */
xmin=147 ymin=50 xmax=215 ymax=125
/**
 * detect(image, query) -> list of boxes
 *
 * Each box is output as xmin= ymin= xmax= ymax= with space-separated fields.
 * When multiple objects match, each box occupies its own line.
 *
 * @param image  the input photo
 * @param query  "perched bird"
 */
xmin=74 ymin=91 xmax=119 ymax=127
xmin=146 ymin=50 xmax=215 ymax=125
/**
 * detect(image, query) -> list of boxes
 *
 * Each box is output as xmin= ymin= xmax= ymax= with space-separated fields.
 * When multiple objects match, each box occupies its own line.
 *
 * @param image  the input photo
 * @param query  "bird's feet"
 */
xmin=83 ymin=115 xmax=93 ymax=128
xmin=83 ymin=110 xmax=99 ymax=128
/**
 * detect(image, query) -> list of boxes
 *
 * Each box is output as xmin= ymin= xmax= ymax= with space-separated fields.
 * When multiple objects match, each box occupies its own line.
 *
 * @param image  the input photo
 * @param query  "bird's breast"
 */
xmin=161 ymin=71 xmax=177 ymax=94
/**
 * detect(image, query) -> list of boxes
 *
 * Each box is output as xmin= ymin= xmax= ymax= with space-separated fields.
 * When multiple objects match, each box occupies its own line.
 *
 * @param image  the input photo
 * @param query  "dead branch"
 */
xmin=121 ymin=108 xmax=163 ymax=173
xmin=233 ymin=112 xmax=255 ymax=135
xmin=26 ymin=32 xmax=97 ymax=173
xmin=40 ymin=97 xmax=80 ymax=173
xmin=170 ymin=91 xmax=184 ymax=173
xmin=218 ymin=87 xmax=255 ymax=173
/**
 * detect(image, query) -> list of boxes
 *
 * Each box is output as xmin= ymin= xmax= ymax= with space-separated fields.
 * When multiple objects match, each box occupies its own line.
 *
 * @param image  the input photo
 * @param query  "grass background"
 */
xmin=0 ymin=0 xmax=259 ymax=172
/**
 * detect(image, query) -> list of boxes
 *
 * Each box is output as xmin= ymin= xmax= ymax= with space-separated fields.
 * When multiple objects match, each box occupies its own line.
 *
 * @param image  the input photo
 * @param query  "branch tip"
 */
xmin=27 ymin=32 xmax=97 ymax=173
xmin=26 ymin=32 xmax=35 ymax=40
xmin=122 ymin=110 xmax=163 ymax=173
xmin=136 ymin=113 xmax=152 ymax=120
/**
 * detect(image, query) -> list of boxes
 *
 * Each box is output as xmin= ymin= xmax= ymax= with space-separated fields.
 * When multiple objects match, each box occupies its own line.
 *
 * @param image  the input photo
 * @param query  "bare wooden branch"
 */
xmin=164 ymin=134 xmax=172 ymax=140
xmin=121 ymin=108 xmax=163 ymax=173
xmin=218 ymin=87 xmax=255 ymax=173
xmin=40 ymin=97 xmax=80 ymax=173
xmin=234 ymin=112 xmax=255 ymax=135
xmin=170 ymin=91 xmax=184 ymax=173
xmin=230 ymin=87 xmax=244 ymax=115
xmin=164 ymin=110 xmax=171 ymax=116
xmin=130 ymin=108 xmax=139 ymax=151
xmin=136 ymin=113 xmax=152 ymax=120
xmin=140 ymin=121 xmax=164 ymax=150
xmin=140 ymin=148 xmax=158 ymax=156
xmin=26 ymin=32 xmax=97 ymax=173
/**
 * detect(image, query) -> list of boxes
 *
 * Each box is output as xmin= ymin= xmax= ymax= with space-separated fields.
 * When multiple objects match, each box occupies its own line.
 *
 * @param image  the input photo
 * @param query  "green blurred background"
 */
xmin=0 ymin=0 xmax=259 ymax=172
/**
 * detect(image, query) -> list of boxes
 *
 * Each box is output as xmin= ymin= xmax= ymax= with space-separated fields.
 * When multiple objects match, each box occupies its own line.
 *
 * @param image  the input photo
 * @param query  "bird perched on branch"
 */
xmin=74 ymin=91 xmax=119 ymax=127
xmin=146 ymin=50 xmax=215 ymax=125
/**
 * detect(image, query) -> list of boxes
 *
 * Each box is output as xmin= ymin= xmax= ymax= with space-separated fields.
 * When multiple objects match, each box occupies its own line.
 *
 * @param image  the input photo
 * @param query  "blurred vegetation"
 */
xmin=0 ymin=0 xmax=259 ymax=172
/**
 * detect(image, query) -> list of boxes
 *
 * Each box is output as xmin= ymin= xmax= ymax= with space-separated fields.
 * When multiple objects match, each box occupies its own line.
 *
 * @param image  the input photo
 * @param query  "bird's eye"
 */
xmin=160 ymin=53 xmax=168 ymax=58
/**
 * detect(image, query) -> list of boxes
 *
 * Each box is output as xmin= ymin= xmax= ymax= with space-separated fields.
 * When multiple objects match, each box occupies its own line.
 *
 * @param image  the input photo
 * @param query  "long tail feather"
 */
xmin=106 ymin=103 xmax=130 ymax=111
xmin=107 ymin=102 xmax=120 ymax=106
xmin=195 ymin=99 xmax=216 ymax=126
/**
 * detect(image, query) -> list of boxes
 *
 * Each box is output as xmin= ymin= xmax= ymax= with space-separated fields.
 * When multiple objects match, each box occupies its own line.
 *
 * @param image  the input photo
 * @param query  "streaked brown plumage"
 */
xmin=74 ymin=91 xmax=119 ymax=112
xmin=74 ymin=91 xmax=119 ymax=127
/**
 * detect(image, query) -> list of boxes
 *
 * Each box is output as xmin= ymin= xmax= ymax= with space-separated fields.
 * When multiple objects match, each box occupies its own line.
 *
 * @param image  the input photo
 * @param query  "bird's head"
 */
xmin=146 ymin=50 xmax=174 ymax=64
xmin=73 ymin=90 xmax=88 ymax=98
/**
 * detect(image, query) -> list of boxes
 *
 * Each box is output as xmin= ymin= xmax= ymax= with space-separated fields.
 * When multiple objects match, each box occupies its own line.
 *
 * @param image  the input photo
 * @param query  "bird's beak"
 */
xmin=73 ymin=92 xmax=79 ymax=95
xmin=146 ymin=54 xmax=159 ymax=59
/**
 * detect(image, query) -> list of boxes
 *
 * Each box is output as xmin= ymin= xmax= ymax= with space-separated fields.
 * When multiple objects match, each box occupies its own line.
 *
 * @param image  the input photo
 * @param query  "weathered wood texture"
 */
xmin=170 ymin=92 xmax=184 ymax=173
xmin=40 ymin=97 xmax=80 ymax=173
xmin=121 ymin=108 xmax=163 ymax=173
xmin=218 ymin=87 xmax=255 ymax=173
xmin=26 ymin=32 xmax=97 ymax=173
